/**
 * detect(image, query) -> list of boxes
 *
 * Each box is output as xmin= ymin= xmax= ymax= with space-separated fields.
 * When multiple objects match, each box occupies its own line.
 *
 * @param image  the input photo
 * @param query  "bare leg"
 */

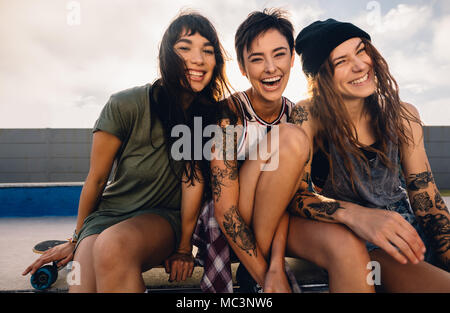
xmin=93 ymin=213 xmax=176 ymax=293
xmin=264 ymin=212 xmax=291 ymax=293
xmin=369 ymin=249 xmax=450 ymax=292
xmin=70 ymin=234 xmax=99 ymax=293
xmin=237 ymin=124 xmax=309 ymax=292
xmin=240 ymin=124 xmax=309 ymax=257
xmin=287 ymin=216 xmax=375 ymax=293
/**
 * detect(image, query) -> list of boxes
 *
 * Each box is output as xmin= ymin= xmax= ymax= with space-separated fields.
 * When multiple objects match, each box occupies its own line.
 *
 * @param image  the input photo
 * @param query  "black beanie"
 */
xmin=295 ymin=19 xmax=371 ymax=77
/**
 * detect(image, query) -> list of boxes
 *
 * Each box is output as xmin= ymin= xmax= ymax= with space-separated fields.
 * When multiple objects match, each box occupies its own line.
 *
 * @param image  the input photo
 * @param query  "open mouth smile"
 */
xmin=350 ymin=72 xmax=369 ymax=85
xmin=261 ymin=75 xmax=282 ymax=91
xmin=188 ymin=70 xmax=207 ymax=81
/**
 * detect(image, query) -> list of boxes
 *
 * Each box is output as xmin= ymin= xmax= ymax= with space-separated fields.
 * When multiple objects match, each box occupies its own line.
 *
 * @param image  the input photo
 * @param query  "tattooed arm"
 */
xmin=401 ymin=103 xmax=450 ymax=271
xmin=211 ymin=118 xmax=268 ymax=287
xmin=288 ymin=101 xmax=427 ymax=265
xmin=288 ymin=101 xmax=347 ymax=222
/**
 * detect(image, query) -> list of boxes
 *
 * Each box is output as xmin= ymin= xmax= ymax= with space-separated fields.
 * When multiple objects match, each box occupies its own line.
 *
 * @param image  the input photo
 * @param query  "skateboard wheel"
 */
xmin=31 ymin=265 xmax=58 ymax=290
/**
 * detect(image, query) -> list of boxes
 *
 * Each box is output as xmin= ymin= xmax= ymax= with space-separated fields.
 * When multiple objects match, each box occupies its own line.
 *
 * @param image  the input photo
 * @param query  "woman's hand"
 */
xmin=22 ymin=242 xmax=76 ymax=276
xmin=164 ymin=251 xmax=195 ymax=283
xmin=342 ymin=204 xmax=426 ymax=265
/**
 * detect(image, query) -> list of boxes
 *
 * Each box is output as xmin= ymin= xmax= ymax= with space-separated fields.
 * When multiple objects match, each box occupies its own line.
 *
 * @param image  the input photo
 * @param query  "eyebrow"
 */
xmin=247 ymin=46 xmax=288 ymax=59
xmin=175 ymin=38 xmax=214 ymax=47
xmin=331 ymin=40 xmax=364 ymax=63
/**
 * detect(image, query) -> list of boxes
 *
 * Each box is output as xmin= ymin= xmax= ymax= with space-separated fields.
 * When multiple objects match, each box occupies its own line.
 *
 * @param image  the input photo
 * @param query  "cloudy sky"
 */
xmin=1 ymin=0 xmax=449 ymax=128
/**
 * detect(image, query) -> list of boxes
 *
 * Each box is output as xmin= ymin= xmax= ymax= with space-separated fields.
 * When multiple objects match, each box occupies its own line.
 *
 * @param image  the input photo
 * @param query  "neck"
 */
xmin=246 ymin=88 xmax=282 ymax=123
xmin=343 ymin=97 xmax=366 ymax=124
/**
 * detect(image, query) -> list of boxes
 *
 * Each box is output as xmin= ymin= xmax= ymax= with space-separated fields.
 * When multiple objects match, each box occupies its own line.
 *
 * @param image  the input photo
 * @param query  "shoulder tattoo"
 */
xmin=289 ymin=105 xmax=309 ymax=126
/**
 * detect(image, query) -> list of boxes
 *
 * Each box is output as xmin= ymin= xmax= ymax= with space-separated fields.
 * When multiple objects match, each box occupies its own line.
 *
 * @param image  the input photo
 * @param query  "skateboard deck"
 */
xmin=33 ymin=240 xmax=68 ymax=254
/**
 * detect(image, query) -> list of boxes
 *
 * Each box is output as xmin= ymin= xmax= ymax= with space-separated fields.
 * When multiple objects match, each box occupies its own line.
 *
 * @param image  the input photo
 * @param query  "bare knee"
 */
xmin=322 ymin=225 xmax=369 ymax=269
xmin=277 ymin=124 xmax=310 ymax=161
xmin=93 ymin=230 xmax=133 ymax=275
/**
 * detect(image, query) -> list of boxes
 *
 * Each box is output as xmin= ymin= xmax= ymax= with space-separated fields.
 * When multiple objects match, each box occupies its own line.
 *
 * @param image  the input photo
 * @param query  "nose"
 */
xmin=189 ymin=48 xmax=204 ymax=65
xmin=351 ymin=56 xmax=367 ymax=72
xmin=264 ymin=58 xmax=276 ymax=73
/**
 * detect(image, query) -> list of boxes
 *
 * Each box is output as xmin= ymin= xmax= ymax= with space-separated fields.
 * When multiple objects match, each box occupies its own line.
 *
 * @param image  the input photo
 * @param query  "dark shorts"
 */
xmin=365 ymin=197 xmax=436 ymax=264
xmin=74 ymin=207 xmax=181 ymax=252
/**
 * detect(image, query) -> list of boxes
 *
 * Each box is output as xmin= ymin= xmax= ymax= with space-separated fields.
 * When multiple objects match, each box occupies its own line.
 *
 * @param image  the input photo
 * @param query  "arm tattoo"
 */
xmin=289 ymin=190 xmax=343 ymax=221
xmin=211 ymin=163 xmax=237 ymax=202
xmin=211 ymin=122 xmax=239 ymax=202
xmin=411 ymin=192 xmax=433 ymax=213
xmin=222 ymin=205 xmax=257 ymax=257
xmin=434 ymin=189 xmax=447 ymax=212
xmin=407 ymin=171 xmax=434 ymax=191
xmin=420 ymin=213 xmax=450 ymax=258
xmin=289 ymin=105 xmax=309 ymax=126
xmin=308 ymin=201 xmax=345 ymax=216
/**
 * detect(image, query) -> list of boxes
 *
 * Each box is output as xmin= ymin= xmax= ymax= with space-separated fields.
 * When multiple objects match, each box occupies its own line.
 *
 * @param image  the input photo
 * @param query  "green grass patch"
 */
xmin=440 ymin=190 xmax=450 ymax=197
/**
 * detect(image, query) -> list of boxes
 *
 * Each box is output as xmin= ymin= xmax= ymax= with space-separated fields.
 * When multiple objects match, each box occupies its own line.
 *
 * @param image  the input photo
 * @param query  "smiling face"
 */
xmin=330 ymin=37 xmax=376 ymax=101
xmin=174 ymin=31 xmax=217 ymax=93
xmin=240 ymin=28 xmax=294 ymax=104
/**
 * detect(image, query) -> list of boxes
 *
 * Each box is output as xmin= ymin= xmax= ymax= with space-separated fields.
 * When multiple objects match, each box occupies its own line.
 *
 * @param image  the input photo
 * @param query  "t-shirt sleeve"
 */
xmin=93 ymin=94 xmax=132 ymax=141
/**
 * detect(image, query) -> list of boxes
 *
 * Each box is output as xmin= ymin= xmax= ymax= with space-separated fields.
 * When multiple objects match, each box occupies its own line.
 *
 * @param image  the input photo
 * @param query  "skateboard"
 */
xmin=30 ymin=240 xmax=68 ymax=291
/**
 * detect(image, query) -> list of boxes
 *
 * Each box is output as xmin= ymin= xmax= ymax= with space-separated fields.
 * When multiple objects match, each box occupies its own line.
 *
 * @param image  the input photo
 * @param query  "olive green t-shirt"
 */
xmin=92 ymin=83 xmax=182 ymax=215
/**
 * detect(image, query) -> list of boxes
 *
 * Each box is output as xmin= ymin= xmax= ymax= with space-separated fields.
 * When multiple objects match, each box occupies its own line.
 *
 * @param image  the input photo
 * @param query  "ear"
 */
xmin=290 ymin=51 xmax=295 ymax=68
xmin=239 ymin=62 xmax=247 ymax=77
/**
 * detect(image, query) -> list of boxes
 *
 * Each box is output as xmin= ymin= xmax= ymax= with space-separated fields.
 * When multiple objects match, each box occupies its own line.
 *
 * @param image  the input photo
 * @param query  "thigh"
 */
xmin=369 ymin=248 xmax=450 ymax=292
xmin=95 ymin=213 xmax=176 ymax=271
xmin=70 ymin=234 xmax=99 ymax=293
xmin=286 ymin=216 xmax=362 ymax=268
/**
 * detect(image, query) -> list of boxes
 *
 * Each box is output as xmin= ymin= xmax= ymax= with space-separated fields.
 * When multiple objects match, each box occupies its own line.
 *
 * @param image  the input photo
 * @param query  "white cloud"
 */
xmin=432 ymin=15 xmax=450 ymax=63
xmin=415 ymin=97 xmax=450 ymax=126
xmin=0 ymin=0 xmax=449 ymax=127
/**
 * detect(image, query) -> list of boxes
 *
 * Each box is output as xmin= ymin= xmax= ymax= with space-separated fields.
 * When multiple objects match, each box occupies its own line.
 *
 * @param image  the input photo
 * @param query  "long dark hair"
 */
xmin=309 ymin=38 xmax=421 ymax=192
xmin=149 ymin=11 xmax=233 ymax=201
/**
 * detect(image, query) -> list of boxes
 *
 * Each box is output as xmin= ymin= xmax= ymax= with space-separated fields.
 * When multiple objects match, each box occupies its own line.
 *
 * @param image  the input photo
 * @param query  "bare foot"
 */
xmin=264 ymin=268 xmax=292 ymax=293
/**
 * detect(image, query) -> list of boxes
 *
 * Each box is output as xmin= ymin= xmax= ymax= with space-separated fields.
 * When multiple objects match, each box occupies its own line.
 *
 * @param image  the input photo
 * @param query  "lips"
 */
xmin=188 ymin=69 xmax=206 ymax=81
xmin=350 ymin=72 xmax=369 ymax=85
xmin=261 ymin=75 xmax=282 ymax=91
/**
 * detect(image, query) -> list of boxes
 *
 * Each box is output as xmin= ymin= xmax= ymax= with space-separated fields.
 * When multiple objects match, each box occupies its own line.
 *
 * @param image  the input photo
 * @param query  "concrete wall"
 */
xmin=0 ymin=129 xmax=91 ymax=183
xmin=1 ymin=127 xmax=449 ymax=188
xmin=423 ymin=127 xmax=450 ymax=189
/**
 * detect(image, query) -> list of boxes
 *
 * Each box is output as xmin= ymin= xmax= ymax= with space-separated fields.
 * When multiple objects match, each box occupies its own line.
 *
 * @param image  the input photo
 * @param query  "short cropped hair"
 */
xmin=235 ymin=8 xmax=294 ymax=67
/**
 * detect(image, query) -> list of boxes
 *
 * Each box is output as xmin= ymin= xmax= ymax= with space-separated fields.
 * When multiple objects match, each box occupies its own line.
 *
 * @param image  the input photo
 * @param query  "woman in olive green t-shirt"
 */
xmin=23 ymin=12 xmax=232 ymax=292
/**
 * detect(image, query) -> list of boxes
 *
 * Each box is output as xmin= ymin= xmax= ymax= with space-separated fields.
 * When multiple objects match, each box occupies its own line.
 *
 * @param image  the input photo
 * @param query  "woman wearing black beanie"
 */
xmin=288 ymin=18 xmax=450 ymax=291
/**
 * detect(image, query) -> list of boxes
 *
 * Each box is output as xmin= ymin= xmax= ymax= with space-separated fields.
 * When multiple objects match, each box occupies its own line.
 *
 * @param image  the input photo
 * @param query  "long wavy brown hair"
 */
xmin=151 ymin=11 xmax=234 ymax=201
xmin=308 ymin=37 xmax=422 ymax=192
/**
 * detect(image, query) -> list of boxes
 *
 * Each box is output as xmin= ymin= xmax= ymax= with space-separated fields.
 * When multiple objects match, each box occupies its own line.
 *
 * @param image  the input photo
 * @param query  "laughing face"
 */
xmin=240 ymin=28 xmax=294 ymax=104
xmin=330 ymin=37 xmax=376 ymax=101
xmin=174 ymin=31 xmax=216 ymax=93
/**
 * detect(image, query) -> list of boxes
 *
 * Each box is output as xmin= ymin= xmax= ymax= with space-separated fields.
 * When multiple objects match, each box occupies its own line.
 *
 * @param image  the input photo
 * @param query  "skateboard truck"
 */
xmin=29 ymin=240 xmax=68 ymax=291
xmin=31 ymin=261 xmax=60 ymax=290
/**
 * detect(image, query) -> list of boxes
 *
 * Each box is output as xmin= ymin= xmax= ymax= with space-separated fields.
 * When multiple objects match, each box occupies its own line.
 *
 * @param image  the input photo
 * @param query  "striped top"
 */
xmin=234 ymin=91 xmax=294 ymax=160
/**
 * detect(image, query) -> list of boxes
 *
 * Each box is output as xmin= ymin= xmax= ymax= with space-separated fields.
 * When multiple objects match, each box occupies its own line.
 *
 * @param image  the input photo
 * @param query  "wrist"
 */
xmin=68 ymin=229 xmax=79 ymax=244
xmin=334 ymin=201 xmax=355 ymax=226
xmin=176 ymin=244 xmax=193 ymax=255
